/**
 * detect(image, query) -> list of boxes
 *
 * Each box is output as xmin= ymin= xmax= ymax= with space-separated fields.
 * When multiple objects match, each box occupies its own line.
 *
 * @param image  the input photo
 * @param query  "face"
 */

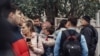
xmin=65 ymin=22 xmax=68 ymax=28
xmin=9 ymin=10 xmax=22 ymax=25
xmin=45 ymin=21 xmax=52 ymax=28
xmin=43 ymin=29 xmax=49 ymax=35
xmin=19 ymin=13 xmax=26 ymax=26
xmin=21 ymin=23 xmax=30 ymax=35
xmin=65 ymin=21 xmax=70 ymax=28
xmin=42 ymin=23 xmax=47 ymax=30
xmin=80 ymin=18 xmax=88 ymax=26
xmin=33 ymin=19 xmax=40 ymax=26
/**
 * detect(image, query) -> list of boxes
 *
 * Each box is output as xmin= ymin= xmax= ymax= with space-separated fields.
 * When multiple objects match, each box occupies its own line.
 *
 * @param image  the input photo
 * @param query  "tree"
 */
xmin=57 ymin=0 xmax=100 ymax=18
xmin=12 ymin=0 xmax=100 ymax=23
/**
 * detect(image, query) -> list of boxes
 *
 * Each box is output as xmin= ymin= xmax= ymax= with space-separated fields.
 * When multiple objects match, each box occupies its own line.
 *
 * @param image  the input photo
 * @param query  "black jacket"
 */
xmin=81 ymin=25 xmax=92 ymax=47
xmin=80 ymin=25 xmax=98 ymax=56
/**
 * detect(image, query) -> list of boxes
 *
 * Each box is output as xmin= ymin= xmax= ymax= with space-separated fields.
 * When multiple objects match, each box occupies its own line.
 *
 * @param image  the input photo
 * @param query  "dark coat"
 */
xmin=80 ymin=25 xmax=98 ymax=56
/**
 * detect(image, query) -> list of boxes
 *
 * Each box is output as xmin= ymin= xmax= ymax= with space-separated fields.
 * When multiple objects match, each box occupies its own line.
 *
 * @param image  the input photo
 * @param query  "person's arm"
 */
xmin=43 ymin=38 xmax=55 ymax=46
xmin=54 ymin=31 xmax=62 ymax=56
xmin=81 ymin=35 xmax=88 ymax=56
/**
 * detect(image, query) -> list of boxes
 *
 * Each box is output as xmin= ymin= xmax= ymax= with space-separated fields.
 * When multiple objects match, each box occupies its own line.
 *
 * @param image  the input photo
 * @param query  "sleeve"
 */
xmin=81 ymin=35 xmax=88 ymax=56
xmin=43 ymin=38 xmax=55 ymax=47
xmin=54 ymin=31 xmax=62 ymax=56
xmin=31 ymin=34 xmax=44 ymax=55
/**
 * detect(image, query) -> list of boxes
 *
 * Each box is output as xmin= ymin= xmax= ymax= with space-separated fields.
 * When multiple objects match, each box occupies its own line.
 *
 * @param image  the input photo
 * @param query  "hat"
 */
xmin=82 ymin=15 xmax=91 ymax=23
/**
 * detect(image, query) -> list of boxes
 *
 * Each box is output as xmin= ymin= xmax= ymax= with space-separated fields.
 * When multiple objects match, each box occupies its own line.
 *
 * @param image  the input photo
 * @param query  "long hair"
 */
xmin=26 ymin=20 xmax=35 ymax=32
xmin=56 ymin=19 xmax=67 ymax=30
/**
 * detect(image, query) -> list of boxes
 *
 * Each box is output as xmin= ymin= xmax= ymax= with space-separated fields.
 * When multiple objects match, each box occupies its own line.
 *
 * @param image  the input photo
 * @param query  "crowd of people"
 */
xmin=0 ymin=1 xmax=98 ymax=56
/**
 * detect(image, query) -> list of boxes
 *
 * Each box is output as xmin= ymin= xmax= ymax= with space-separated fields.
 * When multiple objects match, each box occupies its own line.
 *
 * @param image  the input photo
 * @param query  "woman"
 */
xmin=53 ymin=19 xmax=67 ymax=39
xmin=21 ymin=20 xmax=44 ymax=56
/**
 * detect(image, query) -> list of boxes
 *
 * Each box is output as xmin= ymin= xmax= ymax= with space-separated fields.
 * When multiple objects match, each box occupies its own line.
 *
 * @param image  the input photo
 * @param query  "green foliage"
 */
xmin=12 ymin=0 xmax=100 ymax=19
xmin=12 ymin=0 xmax=45 ymax=19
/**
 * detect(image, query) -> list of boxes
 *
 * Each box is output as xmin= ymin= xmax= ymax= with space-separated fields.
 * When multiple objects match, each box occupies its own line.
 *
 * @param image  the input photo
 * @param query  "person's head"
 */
xmin=45 ymin=21 xmax=52 ymax=27
xmin=80 ymin=15 xmax=91 ymax=26
xmin=66 ymin=17 xmax=78 ymax=28
xmin=57 ymin=19 xmax=67 ymax=30
xmin=21 ymin=20 xmax=35 ymax=35
xmin=1 ymin=3 xmax=22 ymax=26
xmin=42 ymin=23 xmax=47 ymax=30
xmin=42 ymin=21 xmax=52 ymax=30
xmin=44 ymin=27 xmax=54 ymax=35
xmin=33 ymin=15 xmax=41 ymax=26
xmin=8 ymin=4 xmax=22 ymax=25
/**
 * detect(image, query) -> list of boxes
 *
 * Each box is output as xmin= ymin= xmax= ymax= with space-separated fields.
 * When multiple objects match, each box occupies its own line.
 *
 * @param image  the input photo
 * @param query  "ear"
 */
xmin=69 ymin=22 xmax=73 ymax=26
xmin=9 ymin=12 xmax=14 ymax=18
xmin=67 ymin=21 xmax=70 ymax=26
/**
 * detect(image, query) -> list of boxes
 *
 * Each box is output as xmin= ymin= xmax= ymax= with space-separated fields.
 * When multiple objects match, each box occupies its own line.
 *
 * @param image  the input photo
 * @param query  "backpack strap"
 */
xmin=37 ymin=34 xmax=39 ymax=48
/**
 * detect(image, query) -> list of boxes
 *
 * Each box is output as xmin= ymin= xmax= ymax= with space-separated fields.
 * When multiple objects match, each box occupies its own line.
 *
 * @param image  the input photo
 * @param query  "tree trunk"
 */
xmin=44 ymin=0 xmax=58 ymax=25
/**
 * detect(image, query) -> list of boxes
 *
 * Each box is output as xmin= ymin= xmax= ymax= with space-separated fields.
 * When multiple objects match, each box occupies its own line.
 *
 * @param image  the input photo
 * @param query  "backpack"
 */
xmin=60 ymin=30 xmax=82 ymax=56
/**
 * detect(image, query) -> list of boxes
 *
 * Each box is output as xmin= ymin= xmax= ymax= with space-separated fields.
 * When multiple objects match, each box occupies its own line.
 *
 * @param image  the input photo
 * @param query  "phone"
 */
xmin=26 ymin=38 xmax=31 ymax=42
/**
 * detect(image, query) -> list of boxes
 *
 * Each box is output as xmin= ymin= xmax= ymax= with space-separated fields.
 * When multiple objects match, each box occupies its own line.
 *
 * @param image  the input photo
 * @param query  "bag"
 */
xmin=61 ymin=30 xmax=82 ymax=56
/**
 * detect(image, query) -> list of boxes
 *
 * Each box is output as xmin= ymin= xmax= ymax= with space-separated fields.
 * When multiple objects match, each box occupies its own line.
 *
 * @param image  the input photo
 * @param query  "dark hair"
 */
xmin=56 ymin=19 xmax=67 ymax=30
xmin=1 ymin=3 xmax=20 ymax=19
xmin=26 ymin=20 xmax=35 ymax=32
xmin=8 ymin=3 xmax=20 ymax=13
xmin=68 ymin=17 xmax=78 ymax=26
xmin=82 ymin=15 xmax=91 ymax=23
xmin=46 ymin=27 xmax=55 ymax=35
xmin=32 ymin=15 xmax=41 ymax=20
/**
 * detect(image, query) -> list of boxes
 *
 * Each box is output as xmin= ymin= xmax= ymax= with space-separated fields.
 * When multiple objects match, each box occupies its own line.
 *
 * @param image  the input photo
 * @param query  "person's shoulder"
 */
xmin=82 ymin=26 xmax=92 ymax=32
xmin=62 ymin=29 xmax=68 ymax=32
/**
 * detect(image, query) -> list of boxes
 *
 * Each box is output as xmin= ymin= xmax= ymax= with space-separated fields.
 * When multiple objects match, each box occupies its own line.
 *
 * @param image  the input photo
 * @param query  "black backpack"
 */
xmin=60 ymin=30 xmax=82 ymax=56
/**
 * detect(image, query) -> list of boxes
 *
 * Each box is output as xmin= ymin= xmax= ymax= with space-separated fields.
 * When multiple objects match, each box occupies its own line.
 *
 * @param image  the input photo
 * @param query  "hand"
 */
xmin=27 ymin=42 xmax=34 ymax=51
xmin=27 ymin=42 xmax=32 ymax=47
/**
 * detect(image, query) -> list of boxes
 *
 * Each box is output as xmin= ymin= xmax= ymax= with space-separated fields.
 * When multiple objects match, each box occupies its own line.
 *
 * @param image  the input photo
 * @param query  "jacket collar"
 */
xmin=8 ymin=22 xmax=20 ymax=32
xmin=67 ymin=27 xmax=76 ymax=30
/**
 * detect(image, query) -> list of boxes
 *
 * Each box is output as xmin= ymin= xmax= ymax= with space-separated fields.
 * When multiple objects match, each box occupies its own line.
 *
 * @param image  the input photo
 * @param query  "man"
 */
xmin=32 ymin=15 xmax=42 ymax=33
xmin=54 ymin=17 xmax=88 ymax=56
xmin=80 ymin=15 xmax=98 ymax=56
xmin=0 ymin=3 xmax=30 ymax=56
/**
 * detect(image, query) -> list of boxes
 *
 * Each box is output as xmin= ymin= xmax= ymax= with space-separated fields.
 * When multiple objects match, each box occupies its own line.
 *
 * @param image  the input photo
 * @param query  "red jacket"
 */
xmin=12 ymin=38 xmax=30 ymax=56
xmin=10 ymin=26 xmax=30 ymax=56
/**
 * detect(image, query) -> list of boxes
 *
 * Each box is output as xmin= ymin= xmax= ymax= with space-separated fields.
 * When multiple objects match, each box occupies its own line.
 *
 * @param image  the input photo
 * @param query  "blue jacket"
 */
xmin=54 ymin=28 xmax=88 ymax=56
